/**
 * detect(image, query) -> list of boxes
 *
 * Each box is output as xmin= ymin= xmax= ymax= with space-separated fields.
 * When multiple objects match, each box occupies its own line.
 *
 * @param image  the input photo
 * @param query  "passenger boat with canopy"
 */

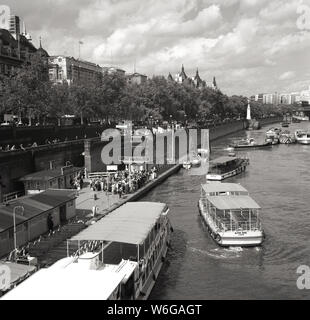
xmin=198 ymin=183 xmax=264 ymax=247
xmin=206 ymin=156 xmax=249 ymax=181
xmin=2 ymin=202 xmax=172 ymax=300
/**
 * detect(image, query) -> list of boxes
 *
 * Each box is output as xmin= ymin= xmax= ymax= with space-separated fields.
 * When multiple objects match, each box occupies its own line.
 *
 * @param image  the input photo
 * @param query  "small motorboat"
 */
xmin=295 ymin=130 xmax=310 ymax=145
xmin=229 ymin=138 xmax=272 ymax=149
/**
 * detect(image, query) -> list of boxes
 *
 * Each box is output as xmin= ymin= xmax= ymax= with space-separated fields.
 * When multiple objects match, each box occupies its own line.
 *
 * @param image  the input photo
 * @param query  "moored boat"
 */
xmin=206 ymin=156 xmax=249 ymax=181
xmin=295 ymin=130 xmax=310 ymax=145
xmin=1 ymin=202 xmax=172 ymax=300
xmin=292 ymin=115 xmax=309 ymax=122
xmin=279 ymin=131 xmax=295 ymax=144
xmin=230 ymin=138 xmax=272 ymax=149
xmin=198 ymin=183 xmax=264 ymax=247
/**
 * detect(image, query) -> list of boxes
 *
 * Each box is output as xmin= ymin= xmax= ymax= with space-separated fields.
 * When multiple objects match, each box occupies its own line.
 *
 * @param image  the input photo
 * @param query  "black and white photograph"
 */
xmin=0 ymin=0 xmax=310 ymax=304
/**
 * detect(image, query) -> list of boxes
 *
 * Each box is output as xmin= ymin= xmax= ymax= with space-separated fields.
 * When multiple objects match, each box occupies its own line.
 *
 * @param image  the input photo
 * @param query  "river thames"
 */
xmin=143 ymin=122 xmax=310 ymax=300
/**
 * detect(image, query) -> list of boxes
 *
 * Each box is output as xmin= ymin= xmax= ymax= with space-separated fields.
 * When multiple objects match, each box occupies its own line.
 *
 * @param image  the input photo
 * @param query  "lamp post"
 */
xmin=13 ymin=206 xmax=24 ymax=262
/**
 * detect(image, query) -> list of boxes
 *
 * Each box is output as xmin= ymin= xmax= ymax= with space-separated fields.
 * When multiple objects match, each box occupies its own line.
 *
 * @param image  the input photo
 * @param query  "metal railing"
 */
xmin=2 ymin=190 xmax=25 ymax=203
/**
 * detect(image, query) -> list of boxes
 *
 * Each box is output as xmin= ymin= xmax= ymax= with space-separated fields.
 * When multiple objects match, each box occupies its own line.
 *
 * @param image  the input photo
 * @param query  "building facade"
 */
xmin=0 ymin=28 xmax=38 ymax=76
xmin=48 ymin=56 xmax=103 ymax=85
xmin=0 ymin=189 xmax=76 ymax=258
xmin=171 ymin=65 xmax=213 ymax=89
xmin=126 ymin=72 xmax=147 ymax=85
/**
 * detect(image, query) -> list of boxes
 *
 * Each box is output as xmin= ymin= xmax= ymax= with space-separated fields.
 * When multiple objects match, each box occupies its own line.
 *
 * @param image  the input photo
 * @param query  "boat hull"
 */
xmin=198 ymin=200 xmax=263 ymax=247
xmin=297 ymin=140 xmax=310 ymax=145
xmin=230 ymin=143 xmax=272 ymax=149
xmin=137 ymin=222 xmax=172 ymax=300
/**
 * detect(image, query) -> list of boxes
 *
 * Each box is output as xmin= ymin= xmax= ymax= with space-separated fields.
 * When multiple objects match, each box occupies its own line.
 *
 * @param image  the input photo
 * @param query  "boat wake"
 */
xmin=189 ymin=246 xmax=243 ymax=259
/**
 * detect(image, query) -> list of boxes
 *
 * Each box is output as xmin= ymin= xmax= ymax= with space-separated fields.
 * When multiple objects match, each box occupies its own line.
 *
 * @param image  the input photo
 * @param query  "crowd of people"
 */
xmin=89 ymin=168 xmax=158 ymax=198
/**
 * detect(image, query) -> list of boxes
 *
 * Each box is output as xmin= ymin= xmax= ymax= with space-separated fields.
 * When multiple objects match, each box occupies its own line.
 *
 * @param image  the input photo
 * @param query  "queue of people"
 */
xmin=89 ymin=168 xmax=158 ymax=198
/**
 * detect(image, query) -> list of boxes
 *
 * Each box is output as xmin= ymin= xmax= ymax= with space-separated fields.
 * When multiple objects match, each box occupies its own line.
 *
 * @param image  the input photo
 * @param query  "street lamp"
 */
xmin=13 ymin=206 xmax=24 ymax=262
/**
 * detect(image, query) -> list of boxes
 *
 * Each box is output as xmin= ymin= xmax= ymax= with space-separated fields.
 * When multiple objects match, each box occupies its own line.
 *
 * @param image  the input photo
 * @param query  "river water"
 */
xmin=142 ymin=122 xmax=310 ymax=300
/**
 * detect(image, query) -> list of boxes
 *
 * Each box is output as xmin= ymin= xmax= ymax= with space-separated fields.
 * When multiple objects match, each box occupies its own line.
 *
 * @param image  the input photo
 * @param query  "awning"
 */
xmin=202 ymin=183 xmax=248 ymax=194
xmin=210 ymin=156 xmax=238 ymax=165
xmin=207 ymin=195 xmax=261 ymax=210
xmin=71 ymin=202 xmax=168 ymax=245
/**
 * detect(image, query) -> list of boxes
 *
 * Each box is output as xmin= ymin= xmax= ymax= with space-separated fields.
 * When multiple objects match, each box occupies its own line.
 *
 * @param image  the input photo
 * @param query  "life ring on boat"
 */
xmin=215 ymin=234 xmax=222 ymax=242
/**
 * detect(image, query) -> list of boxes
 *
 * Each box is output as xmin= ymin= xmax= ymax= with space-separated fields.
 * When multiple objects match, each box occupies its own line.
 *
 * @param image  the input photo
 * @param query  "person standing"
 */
xmin=47 ymin=213 xmax=54 ymax=234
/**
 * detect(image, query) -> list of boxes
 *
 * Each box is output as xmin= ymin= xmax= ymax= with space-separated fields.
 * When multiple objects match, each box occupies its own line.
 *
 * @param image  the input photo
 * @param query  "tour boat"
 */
xmin=206 ymin=156 xmax=249 ymax=181
xmin=198 ymin=183 xmax=264 ymax=247
xmin=295 ymin=130 xmax=310 ymax=145
xmin=230 ymin=138 xmax=272 ymax=149
xmin=2 ymin=202 xmax=172 ymax=300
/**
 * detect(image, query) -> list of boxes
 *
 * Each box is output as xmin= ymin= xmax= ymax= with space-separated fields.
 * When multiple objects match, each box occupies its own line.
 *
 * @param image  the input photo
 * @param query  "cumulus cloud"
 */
xmin=2 ymin=0 xmax=310 ymax=95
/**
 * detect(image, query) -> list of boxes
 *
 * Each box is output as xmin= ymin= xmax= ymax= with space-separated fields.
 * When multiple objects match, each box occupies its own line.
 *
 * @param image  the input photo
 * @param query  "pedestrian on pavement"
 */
xmin=47 ymin=213 xmax=54 ymax=234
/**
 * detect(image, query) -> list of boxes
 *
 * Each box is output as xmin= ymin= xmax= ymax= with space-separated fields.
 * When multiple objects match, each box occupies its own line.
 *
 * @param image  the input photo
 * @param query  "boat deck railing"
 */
xmin=213 ymin=216 xmax=261 ymax=232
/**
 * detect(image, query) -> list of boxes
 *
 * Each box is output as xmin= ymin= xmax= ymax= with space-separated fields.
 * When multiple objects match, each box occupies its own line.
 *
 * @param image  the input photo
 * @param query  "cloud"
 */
xmin=1 ymin=0 xmax=309 ymax=96
xmin=279 ymin=71 xmax=296 ymax=80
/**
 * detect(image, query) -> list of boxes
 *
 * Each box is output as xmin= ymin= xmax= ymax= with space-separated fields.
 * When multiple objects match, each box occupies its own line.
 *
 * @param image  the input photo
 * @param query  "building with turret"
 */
xmin=169 ymin=65 xmax=215 ymax=90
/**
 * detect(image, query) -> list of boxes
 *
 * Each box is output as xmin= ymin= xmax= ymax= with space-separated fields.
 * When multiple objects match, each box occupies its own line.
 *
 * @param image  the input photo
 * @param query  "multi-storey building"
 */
xmin=0 ymin=28 xmax=38 ymax=76
xmin=48 ymin=56 xmax=103 ymax=85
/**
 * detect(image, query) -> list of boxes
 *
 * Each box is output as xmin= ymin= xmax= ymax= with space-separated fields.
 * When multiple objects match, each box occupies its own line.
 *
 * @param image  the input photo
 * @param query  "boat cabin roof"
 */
xmin=202 ymin=183 xmax=248 ymax=194
xmin=71 ymin=202 xmax=168 ymax=245
xmin=210 ymin=156 xmax=238 ymax=165
xmin=206 ymin=195 xmax=261 ymax=210
xmin=1 ymin=257 xmax=134 ymax=300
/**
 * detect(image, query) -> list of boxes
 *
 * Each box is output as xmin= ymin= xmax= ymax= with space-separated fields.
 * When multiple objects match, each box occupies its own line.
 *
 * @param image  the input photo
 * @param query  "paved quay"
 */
xmin=77 ymin=164 xmax=182 ymax=222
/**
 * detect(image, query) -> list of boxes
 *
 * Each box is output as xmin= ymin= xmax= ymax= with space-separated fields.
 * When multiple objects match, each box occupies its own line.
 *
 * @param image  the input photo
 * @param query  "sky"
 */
xmin=2 ymin=0 xmax=310 ymax=96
